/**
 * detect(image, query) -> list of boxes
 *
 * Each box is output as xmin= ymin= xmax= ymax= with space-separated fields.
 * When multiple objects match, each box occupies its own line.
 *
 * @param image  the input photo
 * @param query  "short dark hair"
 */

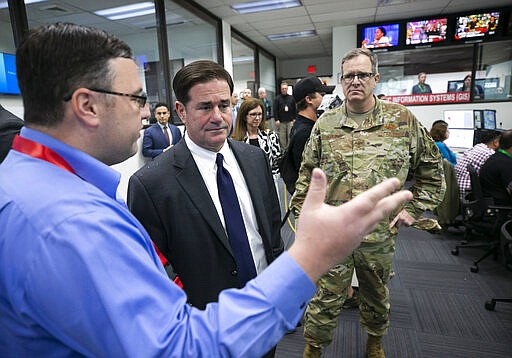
xmin=232 ymin=98 xmax=267 ymax=141
xmin=296 ymin=93 xmax=319 ymax=112
xmin=153 ymin=103 xmax=169 ymax=111
xmin=378 ymin=26 xmax=387 ymax=36
xmin=499 ymin=129 xmax=512 ymax=150
xmin=478 ymin=129 xmax=501 ymax=145
xmin=172 ymin=60 xmax=234 ymax=106
xmin=16 ymin=23 xmax=132 ymax=127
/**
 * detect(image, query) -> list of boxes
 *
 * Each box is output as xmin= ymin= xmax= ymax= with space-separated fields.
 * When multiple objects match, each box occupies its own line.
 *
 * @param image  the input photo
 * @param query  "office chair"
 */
xmin=485 ymin=219 xmax=512 ymax=311
xmin=451 ymin=164 xmax=512 ymax=273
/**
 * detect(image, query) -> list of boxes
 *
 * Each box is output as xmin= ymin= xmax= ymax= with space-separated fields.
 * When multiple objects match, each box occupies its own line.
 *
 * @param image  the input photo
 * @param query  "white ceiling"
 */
xmin=1 ymin=0 xmax=511 ymax=61
xmin=195 ymin=0 xmax=512 ymax=60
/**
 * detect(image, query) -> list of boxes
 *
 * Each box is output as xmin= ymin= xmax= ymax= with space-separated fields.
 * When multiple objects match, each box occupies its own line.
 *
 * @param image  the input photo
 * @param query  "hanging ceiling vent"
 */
xmin=40 ymin=4 xmax=71 ymax=13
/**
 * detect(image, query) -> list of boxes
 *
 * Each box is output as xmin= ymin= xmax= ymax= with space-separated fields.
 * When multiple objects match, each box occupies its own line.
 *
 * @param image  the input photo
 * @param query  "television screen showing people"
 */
xmin=406 ymin=18 xmax=447 ymax=45
xmin=454 ymin=12 xmax=500 ymax=39
xmin=361 ymin=24 xmax=399 ymax=49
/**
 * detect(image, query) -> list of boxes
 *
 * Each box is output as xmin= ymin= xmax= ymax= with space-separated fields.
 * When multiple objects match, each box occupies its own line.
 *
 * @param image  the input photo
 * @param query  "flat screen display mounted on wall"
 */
xmin=454 ymin=11 xmax=501 ymax=41
xmin=406 ymin=18 xmax=448 ymax=45
xmin=0 ymin=53 xmax=20 ymax=95
xmin=359 ymin=23 xmax=400 ymax=50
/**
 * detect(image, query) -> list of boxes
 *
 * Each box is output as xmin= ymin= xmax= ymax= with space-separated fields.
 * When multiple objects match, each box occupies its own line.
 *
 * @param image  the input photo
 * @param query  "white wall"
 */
xmin=110 ymin=130 xmax=151 ymax=200
xmin=278 ymin=56 xmax=333 ymax=78
xmin=0 ymin=95 xmax=23 ymax=118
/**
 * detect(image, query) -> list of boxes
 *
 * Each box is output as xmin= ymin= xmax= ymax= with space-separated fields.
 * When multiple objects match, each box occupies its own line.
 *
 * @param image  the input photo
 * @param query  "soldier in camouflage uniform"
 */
xmin=291 ymin=48 xmax=445 ymax=358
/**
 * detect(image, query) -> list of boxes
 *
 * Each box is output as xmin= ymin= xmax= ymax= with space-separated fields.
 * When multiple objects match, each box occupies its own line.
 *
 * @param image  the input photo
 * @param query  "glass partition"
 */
xmin=258 ymin=50 xmax=276 ymax=103
xmin=232 ymin=35 xmax=255 ymax=99
xmin=474 ymin=40 xmax=512 ymax=101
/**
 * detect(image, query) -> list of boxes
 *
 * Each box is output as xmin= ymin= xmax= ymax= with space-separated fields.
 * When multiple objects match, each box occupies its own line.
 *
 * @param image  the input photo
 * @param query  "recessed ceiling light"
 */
xmin=94 ymin=2 xmax=155 ymax=20
xmin=0 ymin=0 xmax=46 ymax=10
xmin=267 ymin=30 xmax=316 ymax=41
xmin=231 ymin=0 xmax=301 ymax=15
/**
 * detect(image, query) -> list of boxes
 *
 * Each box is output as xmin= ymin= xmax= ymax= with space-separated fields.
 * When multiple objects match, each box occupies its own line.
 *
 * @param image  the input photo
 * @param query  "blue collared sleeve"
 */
xmin=4 ymin=192 xmax=314 ymax=357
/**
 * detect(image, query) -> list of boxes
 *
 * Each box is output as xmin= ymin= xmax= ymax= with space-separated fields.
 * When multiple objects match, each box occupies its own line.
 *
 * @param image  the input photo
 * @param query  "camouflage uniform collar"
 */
xmin=339 ymin=95 xmax=385 ymax=130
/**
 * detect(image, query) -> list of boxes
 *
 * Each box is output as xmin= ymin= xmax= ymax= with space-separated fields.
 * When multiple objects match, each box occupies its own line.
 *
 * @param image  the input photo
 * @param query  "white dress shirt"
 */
xmin=185 ymin=133 xmax=268 ymax=273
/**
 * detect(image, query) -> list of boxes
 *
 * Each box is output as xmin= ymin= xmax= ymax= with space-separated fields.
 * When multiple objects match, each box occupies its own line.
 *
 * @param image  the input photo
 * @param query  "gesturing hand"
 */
xmin=288 ymin=168 xmax=412 ymax=282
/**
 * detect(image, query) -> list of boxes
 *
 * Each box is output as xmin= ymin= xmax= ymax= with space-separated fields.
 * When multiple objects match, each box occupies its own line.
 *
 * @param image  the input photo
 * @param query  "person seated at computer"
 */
xmin=430 ymin=121 xmax=457 ymax=165
xmin=458 ymin=74 xmax=485 ymax=99
xmin=412 ymin=72 xmax=432 ymax=94
xmin=454 ymin=129 xmax=501 ymax=201
xmin=479 ymin=129 xmax=512 ymax=206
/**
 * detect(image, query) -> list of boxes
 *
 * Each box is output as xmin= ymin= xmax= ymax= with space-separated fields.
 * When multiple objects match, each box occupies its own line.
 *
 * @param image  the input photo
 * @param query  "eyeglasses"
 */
xmin=248 ymin=112 xmax=263 ymax=118
xmin=64 ymin=88 xmax=147 ymax=108
xmin=341 ymin=72 xmax=374 ymax=83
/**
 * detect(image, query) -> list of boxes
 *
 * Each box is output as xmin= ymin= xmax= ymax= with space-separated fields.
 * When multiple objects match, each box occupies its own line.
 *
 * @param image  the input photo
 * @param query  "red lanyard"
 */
xmin=11 ymin=135 xmax=76 ymax=174
xmin=11 ymin=134 xmax=182 ymax=287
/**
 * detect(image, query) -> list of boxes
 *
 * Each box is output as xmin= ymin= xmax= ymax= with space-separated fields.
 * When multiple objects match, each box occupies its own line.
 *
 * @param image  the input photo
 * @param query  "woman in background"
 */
xmin=232 ymin=98 xmax=281 ymax=175
xmin=430 ymin=121 xmax=457 ymax=165
xmin=459 ymin=74 xmax=485 ymax=99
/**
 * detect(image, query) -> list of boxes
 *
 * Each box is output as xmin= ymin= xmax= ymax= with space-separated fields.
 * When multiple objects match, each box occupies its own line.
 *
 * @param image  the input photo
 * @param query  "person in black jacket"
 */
xmin=273 ymin=81 xmax=296 ymax=150
xmin=284 ymin=77 xmax=333 ymax=193
xmin=0 ymin=104 xmax=23 ymax=163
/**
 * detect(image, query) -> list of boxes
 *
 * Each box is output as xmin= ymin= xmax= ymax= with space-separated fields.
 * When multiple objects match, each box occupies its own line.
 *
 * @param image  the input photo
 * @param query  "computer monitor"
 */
xmin=473 ymin=110 xmax=483 ymax=129
xmin=443 ymin=110 xmax=474 ymax=129
xmin=444 ymin=128 xmax=475 ymax=149
xmin=0 ymin=52 xmax=20 ymax=95
xmin=483 ymin=109 xmax=496 ymax=129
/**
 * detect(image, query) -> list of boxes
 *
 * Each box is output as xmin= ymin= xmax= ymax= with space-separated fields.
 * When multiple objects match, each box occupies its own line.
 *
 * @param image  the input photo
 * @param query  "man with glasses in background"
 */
xmin=142 ymin=102 xmax=182 ymax=159
xmin=292 ymin=48 xmax=444 ymax=358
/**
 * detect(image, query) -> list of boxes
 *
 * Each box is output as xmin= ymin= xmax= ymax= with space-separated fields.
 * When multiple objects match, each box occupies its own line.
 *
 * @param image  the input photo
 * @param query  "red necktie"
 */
xmin=162 ymin=125 xmax=170 ymax=146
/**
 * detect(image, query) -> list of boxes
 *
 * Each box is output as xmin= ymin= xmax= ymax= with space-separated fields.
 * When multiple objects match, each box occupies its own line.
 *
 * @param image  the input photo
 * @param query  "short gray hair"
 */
xmin=341 ymin=48 xmax=378 ymax=75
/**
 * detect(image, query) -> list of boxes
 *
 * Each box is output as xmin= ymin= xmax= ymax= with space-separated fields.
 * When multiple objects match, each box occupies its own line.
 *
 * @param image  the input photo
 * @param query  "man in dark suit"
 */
xmin=0 ymin=104 xmax=24 ymax=163
xmin=142 ymin=102 xmax=182 ymax=158
xmin=128 ymin=61 xmax=283 ymax=311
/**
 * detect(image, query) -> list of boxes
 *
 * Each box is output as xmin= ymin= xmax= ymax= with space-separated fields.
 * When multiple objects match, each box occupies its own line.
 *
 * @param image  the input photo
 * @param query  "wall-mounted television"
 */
xmin=454 ymin=11 xmax=501 ymax=41
xmin=359 ymin=23 xmax=400 ymax=50
xmin=0 ymin=53 xmax=20 ymax=95
xmin=483 ymin=109 xmax=496 ymax=129
xmin=406 ymin=18 xmax=448 ymax=45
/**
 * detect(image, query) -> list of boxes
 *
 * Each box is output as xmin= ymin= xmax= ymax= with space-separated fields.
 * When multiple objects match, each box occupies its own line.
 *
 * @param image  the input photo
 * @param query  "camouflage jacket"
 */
xmin=291 ymin=96 xmax=445 ymax=242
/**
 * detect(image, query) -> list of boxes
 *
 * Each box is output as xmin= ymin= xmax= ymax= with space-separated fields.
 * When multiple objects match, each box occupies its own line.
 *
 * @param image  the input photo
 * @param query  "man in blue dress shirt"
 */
xmin=0 ymin=23 xmax=411 ymax=357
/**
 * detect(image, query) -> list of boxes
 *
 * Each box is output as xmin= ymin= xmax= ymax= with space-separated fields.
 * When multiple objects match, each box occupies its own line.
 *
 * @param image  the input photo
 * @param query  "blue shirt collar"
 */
xmin=20 ymin=127 xmax=121 ymax=200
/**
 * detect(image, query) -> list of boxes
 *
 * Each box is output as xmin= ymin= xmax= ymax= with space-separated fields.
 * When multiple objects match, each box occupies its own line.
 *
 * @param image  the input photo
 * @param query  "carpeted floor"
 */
xmin=275 ymin=225 xmax=512 ymax=358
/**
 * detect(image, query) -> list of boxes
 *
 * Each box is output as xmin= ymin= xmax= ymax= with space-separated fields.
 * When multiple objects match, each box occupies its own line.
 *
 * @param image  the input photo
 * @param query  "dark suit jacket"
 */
xmin=142 ymin=122 xmax=182 ymax=159
xmin=127 ymin=139 xmax=283 ymax=309
xmin=0 ymin=105 xmax=23 ymax=164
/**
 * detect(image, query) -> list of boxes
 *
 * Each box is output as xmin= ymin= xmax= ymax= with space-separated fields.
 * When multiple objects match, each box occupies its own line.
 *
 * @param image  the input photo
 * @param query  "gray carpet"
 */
xmin=274 ymin=224 xmax=512 ymax=358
